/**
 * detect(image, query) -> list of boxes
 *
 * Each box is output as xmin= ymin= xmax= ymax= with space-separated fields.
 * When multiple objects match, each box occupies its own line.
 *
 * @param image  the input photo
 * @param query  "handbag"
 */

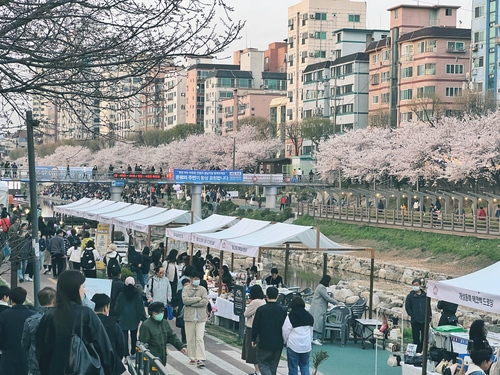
xmin=435 ymin=359 xmax=449 ymax=374
xmin=65 ymin=308 xmax=104 ymax=375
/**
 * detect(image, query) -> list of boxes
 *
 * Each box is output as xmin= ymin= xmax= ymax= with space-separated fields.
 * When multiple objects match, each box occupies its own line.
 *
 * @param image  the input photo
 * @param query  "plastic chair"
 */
xmin=322 ymin=305 xmax=352 ymax=347
xmin=347 ymin=297 xmax=368 ymax=336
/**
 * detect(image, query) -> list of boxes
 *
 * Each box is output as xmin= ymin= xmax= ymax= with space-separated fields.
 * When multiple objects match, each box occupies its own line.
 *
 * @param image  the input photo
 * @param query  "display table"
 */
xmin=214 ymin=297 xmax=239 ymax=322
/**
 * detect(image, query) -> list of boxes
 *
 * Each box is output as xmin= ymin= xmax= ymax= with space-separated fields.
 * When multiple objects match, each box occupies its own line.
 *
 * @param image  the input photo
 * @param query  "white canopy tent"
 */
xmin=59 ymin=199 xmax=114 ymax=216
xmin=220 ymin=222 xmax=346 ymax=258
xmin=166 ymin=214 xmax=238 ymax=242
xmin=129 ymin=209 xmax=192 ymax=233
xmin=190 ymin=218 xmax=271 ymax=249
xmin=81 ymin=202 xmax=132 ymax=221
xmin=426 ymin=262 xmax=500 ymax=314
xmin=112 ymin=206 xmax=168 ymax=228
xmin=0 ymin=181 xmax=9 ymax=207
xmin=99 ymin=204 xmax=150 ymax=225
xmin=53 ymin=198 xmax=94 ymax=214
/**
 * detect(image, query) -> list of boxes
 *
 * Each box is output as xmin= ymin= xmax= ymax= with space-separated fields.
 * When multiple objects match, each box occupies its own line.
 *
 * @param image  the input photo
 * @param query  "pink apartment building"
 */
xmin=367 ymin=4 xmax=471 ymax=126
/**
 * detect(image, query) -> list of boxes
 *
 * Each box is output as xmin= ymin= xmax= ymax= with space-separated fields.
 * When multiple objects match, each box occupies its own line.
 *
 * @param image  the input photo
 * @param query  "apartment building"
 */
xmin=302 ymin=52 xmax=370 ymax=130
xmin=220 ymin=92 xmax=286 ymax=134
xmin=264 ymin=42 xmax=287 ymax=72
xmin=367 ymin=4 xmax=470 ymax=127
xmin=286 ymin=0 xmax=367 ymax=122
xmin=471 ymin=0 xmax=500 ymax=100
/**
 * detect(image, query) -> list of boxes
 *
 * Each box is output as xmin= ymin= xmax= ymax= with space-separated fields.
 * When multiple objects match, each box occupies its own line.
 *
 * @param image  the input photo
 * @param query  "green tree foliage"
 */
xmin=127 ymin=124 xmax=203 ymax=147
xmin=301 ymin=117 xmax=335 ymax=150
xmin=238 ymin=116 xmax=277 ymax=140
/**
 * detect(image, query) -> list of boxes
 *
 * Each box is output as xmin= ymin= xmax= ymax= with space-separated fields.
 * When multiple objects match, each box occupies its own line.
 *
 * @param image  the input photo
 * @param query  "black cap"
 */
xmin=148 ymin=301 xmax=165 ymax=315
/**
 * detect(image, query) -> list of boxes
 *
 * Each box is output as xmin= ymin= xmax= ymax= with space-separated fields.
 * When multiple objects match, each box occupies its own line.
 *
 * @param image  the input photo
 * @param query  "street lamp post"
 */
xmin=26 ymin=110 xmax=40 ymax=309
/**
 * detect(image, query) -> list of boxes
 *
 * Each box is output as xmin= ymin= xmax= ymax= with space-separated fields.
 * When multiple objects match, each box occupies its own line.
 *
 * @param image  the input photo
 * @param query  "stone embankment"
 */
xmin=263 ymin=249 xmax=500 ymax=330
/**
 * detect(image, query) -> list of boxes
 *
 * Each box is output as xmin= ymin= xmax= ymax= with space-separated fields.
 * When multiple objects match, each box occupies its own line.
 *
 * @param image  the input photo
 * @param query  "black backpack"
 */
xmin=81 ymin=249 xmax=96 ymax=270
xmin=107 ymin=254 xmax=121 ymax=275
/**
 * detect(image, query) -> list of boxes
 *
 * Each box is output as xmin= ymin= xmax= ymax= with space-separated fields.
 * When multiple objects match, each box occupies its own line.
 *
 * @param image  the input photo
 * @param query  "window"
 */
xmin=371 ymin=73 xmax=380 ymax=85
xmin=372 ymin=95 xmax=379 ymax=104
xmin=474 ymin=31 xmax=485 ymax=43
xmin=417 ymin=40 xmax=437 ymax=53
xmin=416 ymin=86 xmax=435 ymax=98
xmin=400 ymin=112 xmax=413 ymax=122
xmin=372 ymin=54 xmax=380 ymax=64
xmin=315 ymin=31 xmax=327 ymax=39
xmin=336 ymin=33 xmax=342 ymax=43
xmin=445 ymin=87 xmax=463 ymax=97
xmin=348 ymin=14 xmax=361 ymax=22
xmin=382 ymin=50 xmax=391 ymax=61
xmin=476 ymin=82 xmax=484 ymax=92
xmin=381 ymin=92 xmax=390 ymax=103
xmin=447 ymin=41 xmax=465 ymax=52
xmin=475 ymin=6 xmax=485 ymax=18
xmin=402 ymin=67 xmax=413 ymax=78
xmin=394 ymin=9 xmax=399 ymax=19
xmin=314 ymin=50 xmax=326 ymax=58
xmin=343 ymin=63 xmax=353 ymax=74
xmin=315 ymin=12 xmax=327 ymax=20
xmin=474 ymin=56 xmax=484 ymax=68
xmin=417 ymin=63 xmax=436 ymax=76
xmin=401 ymin=89 xmax=413 ymax=100
xmin=381 ymin=71 xmax=390 ymax=83
xmin=445 ymin=8 xmax=452 ymax=16
xmin=446 ymin=64 xmax=464 ymax=74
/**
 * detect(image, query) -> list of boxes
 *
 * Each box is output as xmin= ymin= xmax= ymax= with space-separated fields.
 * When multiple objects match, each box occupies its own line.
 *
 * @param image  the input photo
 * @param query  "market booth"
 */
xmin=416 ymin=262 xmax=500 ymax=375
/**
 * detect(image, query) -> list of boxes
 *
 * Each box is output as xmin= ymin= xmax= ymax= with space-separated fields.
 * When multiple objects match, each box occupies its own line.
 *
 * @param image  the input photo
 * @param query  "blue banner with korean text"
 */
xmin=173 ymin=169 xmax=243 ymax=184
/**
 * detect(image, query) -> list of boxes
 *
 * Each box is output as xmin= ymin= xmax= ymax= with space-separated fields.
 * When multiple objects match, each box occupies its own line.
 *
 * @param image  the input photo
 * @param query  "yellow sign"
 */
xmin=96 ymin=223 xmax=111 ymax=255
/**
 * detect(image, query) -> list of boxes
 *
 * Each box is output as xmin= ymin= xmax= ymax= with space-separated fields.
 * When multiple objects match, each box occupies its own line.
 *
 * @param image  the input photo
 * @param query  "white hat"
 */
xmin=125 ymin=277 xmax=135 ymax=286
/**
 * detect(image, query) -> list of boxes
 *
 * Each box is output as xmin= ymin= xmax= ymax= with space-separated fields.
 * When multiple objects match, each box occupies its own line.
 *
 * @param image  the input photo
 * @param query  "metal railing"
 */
xmin=127 ymin=342 xmax=170 ymax=375
xmin=298 ymin=202 xmax=500 ymax=236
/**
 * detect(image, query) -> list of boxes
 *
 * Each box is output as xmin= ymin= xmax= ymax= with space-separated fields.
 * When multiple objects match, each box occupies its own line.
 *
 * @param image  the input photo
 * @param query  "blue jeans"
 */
xmin=287 ymin=347 xmax=310 ymax=375
xmin=17 ymin=259 xmax=27 ymax=280
xmin=313 ymin=330 xmax=321 ymax=340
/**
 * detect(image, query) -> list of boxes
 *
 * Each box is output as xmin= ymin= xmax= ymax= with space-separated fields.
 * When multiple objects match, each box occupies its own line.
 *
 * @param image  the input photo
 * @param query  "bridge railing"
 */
xmin=298 ymin=202 xmax=500 ymax=236
xmin=2 ymin=169 xmax=329 ymax=184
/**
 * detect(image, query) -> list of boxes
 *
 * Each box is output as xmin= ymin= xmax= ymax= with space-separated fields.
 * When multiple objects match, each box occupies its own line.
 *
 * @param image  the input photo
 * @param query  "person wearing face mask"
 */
xmin=405 ymin=279 xmax=429 ymax=353
xmin=182 ymin=271 xmax=209 ymax=368
xmin=146 ymin=266 xmax=172 ymax=311
xmin=139 ymin=301 xmax=187 ymax=368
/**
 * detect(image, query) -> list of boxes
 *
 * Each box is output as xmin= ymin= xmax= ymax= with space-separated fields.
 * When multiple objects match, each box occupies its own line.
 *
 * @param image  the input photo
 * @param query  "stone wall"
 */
xmin=263 ymin=249 xmax=500 ymax=330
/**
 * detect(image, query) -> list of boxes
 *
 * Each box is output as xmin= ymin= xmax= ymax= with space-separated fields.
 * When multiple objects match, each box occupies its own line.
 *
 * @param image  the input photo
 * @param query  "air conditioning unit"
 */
xmin=309 ymin=52 xmax=315 ymax=57
xmin=309 ymin=33 xmax=315 ymax=38
xmin=310 ymin=13 xmax=315 ymax=19
xmin=472 ymin=69 xmax=478 ymax=76
xmin=472 ymin=44 xmax=479 ymax=52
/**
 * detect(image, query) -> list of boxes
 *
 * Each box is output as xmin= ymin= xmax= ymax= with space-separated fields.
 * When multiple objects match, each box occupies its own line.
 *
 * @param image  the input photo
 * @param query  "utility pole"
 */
xmin=26 ymin=110 xmax=40 ymax=309
xmin=232 ymin=137 xmax=236 ymax=170
xmin=333 ymin=76 xmax=338 ymax=133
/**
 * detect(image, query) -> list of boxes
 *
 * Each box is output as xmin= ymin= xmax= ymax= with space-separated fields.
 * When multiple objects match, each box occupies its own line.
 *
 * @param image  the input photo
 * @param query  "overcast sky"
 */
xmin=219 ymin=0 xmax=473 ymax=62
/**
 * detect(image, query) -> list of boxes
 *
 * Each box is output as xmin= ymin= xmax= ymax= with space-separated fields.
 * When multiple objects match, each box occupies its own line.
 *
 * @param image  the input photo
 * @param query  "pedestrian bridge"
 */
xmin=0 ymin=168 xmax=328 ymax=187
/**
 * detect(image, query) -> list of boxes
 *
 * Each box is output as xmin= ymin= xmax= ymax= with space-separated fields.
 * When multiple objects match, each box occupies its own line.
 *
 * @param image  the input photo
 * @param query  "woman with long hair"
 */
xmin=308 ymin=275 xmax=338 ymax=346
xmin=114 ymin=276 xmax=147 ymax=357
xmin=35 ymin=270 xmax=115 ymax=375
xmin=242 ymin=284 xmax=266 ymax=375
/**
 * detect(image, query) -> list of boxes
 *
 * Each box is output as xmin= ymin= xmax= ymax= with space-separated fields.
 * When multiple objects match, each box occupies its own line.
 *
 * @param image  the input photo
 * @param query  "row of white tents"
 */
xmin=55 ymin=198 xmax=347 ymax=257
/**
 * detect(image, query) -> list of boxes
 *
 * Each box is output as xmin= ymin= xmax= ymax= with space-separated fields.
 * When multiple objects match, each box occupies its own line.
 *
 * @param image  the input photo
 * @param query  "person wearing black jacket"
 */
xmin=405 ymin=279 xmax=430 ymax=353
xmin=251 ymin=287 xmax=287 ymax=375
xmin=128 ymin=245 xmax=145 ymax=288
xmin=36 ymin=270 xmax=116 ymax=375
xmin=109 ymin=268 xmax=124 ymax=317
xmin=0 ymin=287 xmax=36 ymax=375
xmin=92 ymin=294 xmax=126 ymax=375
xmin=437 ymin=300 xmax=458 ymax=326
xmin=50 ymin=229 xmax=66 ymax=278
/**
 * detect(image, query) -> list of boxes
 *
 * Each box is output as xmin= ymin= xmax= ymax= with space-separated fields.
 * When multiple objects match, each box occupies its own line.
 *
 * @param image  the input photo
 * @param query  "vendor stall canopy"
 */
xmin=427 ymin=262 xmax=500 ymax=314
xmin=54 ymin=198 xmax=192 ymax=232
xmin=167 ymin=214 xmax=346 ymax=258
